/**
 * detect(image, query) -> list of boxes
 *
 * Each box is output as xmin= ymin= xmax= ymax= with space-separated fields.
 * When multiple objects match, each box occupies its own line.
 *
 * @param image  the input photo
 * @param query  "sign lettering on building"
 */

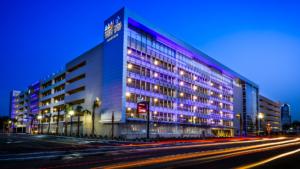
xmin=104 ymin=15 xmax=122 ymax=42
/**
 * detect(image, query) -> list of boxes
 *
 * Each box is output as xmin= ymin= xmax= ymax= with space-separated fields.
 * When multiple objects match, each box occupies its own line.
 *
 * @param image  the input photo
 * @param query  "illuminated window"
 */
xmin=193 ymin=85 xmax=198 ymax=91
xmin=210 ymin=82 xmax=214 ymax=86
xmin=193 ymin=75 xmax=197 ymax=80
xmin=154 ymin=72 xmax=158 ymax=77
xmin=180 ymin=92 xmax=184 ymax=97
xmin=127 ymin=63 xmax=133 ymax=69
xmin=126 ymin=92 xmax=131 ymax=97
xmin=154 ymin=85 xmax=158 ymax=90
xmin=153 ymin=111 xmax=157 ymax=115
xmin=180 ymin=103 xmax=184 ymax=107
xmin=193 ymin=96 xmax=197 ymax=100
xmin=154 ymin=98 xmax=158 ymax=102
xmin=179 ymin=81 xmax=184 ymax=86
xmin=127 ymin=107 xmax=132 ymax=111
xmin=180 ymin=70 xmax=184 ymax=75
xmin=127 ymin=49 xmax=132 ymax=54
xmin=154 ymin=60 xmax=159 ymax=65
xmin=193 ymin=106 xmax=197 ymax=111
xmin=127 ymin=78 xmax=132 ymax=83
xmin=180 ymin=114 xmax=183 ymax=118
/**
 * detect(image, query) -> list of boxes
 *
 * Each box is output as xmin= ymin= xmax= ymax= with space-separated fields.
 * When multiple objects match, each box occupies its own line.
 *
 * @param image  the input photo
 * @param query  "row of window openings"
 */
xmin=41 ymin=96 xmax=65 ymax=106
xmin=41 ymin=85 xmax=65 ymax=97
xmin=40 ymin=73 xmax=85 ymax=97
xmin=127 ymin=35 xmax=233 ymax=85
xmin=126 ymin=80 xmax=233 ymax=105
xmin=128 ymin=48 xmax=215 ymax=84
xmin=125 ymin=92 xmax=233 ymax=111
xmin=41 ymin=75 xmax=66 ymax=89
xmin=127 ymin=62 xmax=232 ymax=93
xmin=41 ymin=61 xmax=86 ymax=90
xmin=127 ymin=77 xmax=233 ymax=102
xmin=126 ymin=108 xmax=232 ymax=126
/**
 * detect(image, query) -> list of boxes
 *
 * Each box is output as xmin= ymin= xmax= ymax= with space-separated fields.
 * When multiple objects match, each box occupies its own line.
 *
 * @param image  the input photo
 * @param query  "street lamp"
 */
xmin=258 ymin=112 xmax=264 ymax=136
xmin=236 ymin=113 xmax=242 ymax=136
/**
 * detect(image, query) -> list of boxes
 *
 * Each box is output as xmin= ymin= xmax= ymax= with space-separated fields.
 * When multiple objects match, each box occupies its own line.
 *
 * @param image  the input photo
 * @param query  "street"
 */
xmin=1 ymin=134 xmax=300 ymax=169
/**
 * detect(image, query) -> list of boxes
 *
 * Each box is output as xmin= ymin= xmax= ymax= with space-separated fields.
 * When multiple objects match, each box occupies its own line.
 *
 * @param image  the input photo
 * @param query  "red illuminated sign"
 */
xmin=137 ymin=101 xmax=149 ymax=114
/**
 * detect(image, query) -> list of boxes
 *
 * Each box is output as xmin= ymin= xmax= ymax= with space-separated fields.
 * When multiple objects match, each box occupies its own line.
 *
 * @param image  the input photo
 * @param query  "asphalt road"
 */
xmin=1 ymin=134 xmax=300 ymax=169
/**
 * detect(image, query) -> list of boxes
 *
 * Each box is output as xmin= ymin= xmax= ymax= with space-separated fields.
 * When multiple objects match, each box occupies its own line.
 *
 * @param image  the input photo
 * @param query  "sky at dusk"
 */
xmin=0 ymin=0 xmax=299 ymax=119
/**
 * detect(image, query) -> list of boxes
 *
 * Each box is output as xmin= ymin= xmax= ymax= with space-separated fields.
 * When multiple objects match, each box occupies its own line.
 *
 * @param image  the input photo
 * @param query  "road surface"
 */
xmin=1 ymin=134 xmax=300 ymax=169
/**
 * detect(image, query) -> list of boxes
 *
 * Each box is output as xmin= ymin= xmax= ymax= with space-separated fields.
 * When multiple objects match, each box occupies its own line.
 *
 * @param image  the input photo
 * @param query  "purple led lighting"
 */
xmin=128 ymin=18 xmax=235 ymax=79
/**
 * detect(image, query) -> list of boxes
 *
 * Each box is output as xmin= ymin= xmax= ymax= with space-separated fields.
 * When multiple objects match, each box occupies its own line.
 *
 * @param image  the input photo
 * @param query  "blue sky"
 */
xmin=0 ymin=0 xmax=299 ymax=119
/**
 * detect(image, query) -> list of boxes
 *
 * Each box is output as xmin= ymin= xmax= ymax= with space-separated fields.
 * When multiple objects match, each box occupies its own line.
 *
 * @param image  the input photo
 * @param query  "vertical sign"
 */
xmin=104 ymin=11 xmax=123 ymax=42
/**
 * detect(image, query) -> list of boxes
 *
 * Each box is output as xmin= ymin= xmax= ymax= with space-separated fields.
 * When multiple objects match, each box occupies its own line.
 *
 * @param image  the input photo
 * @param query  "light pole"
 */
xmin=37 ymin=115 xmax=42 ymax=134
xmin=236 ymin=113 xmax=242 ymax=136
xmin=258 ymin=112 xmax=264 ymax=136
xmin=68 ymin=110 xmax=74 ymax=136
xmin=8 ymin=120 xmax=12 ymax=133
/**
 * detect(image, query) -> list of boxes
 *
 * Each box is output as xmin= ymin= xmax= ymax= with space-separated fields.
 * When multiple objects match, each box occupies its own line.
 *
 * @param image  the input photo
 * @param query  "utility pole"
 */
xmin=146 ymin=106 xmax=150 ymax=140
xmin=70 ymin=115 xmax=73 ymax=136
xmin=111 ymin=111 xmax=114 ymax=140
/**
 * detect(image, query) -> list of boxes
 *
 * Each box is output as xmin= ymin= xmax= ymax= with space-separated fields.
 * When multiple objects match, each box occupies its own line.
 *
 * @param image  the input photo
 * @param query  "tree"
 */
xmin=47 ymin=113 xmax=52 ymax=134
xmin=75 ymin=105 xmax=83 ymax=137
xmin=11 ymin=118 xmax=17 ymax=133
xmin=56 ymin=108 xmax=63 ymax=135
xmin=28 ymin=114 xmax=36 ymax=134
xmin=63 ymin=104 xmax=71 ymax=136
xmin=92 ymin=97 xmax=101 ymax=137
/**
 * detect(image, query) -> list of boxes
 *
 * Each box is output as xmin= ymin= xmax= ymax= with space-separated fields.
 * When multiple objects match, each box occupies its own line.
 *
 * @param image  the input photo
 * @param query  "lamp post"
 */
xmin=236 ymin=113 xmax=242 ymax=136
xmin=68 ymin=110 xmax=74 ymax=136
xmin=258 ymin=112 xmax=264 ymax=136
xmin=8 ymin=120 xmax=12 ymax=133
xmin=37 ymin=115 xmax=42 ymax=134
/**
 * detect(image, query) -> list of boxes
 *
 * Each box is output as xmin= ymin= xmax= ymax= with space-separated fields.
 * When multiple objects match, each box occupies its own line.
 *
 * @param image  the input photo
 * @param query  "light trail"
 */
xmin=41 ymin=137 xmax=287 ymax=169
xmin=97 ymin=138 xmax=300 ymax=169
xmin=120 ymin=137 xmax=286 ymax=153
xmin=235 ymin=148 xmax=300 ymax=169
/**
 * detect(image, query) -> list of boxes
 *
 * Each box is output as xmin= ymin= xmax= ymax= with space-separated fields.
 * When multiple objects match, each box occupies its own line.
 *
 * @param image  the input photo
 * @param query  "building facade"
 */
xmin=9 ymin=8 xmax=259 ymax=138
xmin=259 ymin=95 xmax=281 ymax=134
xmin=281 ymin=104 xmax=292 ymax=130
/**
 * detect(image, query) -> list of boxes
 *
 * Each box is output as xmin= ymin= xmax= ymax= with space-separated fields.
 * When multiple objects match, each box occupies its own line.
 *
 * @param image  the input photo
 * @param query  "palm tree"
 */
xmin=92 ymin=97 xmax=101 ymax=137
xmin=56 ymin=108 xmax=63 ymax=135
xmin=47 ymin=113 xmax=52 ymax=134
xmin=28 ymin=114 xmax=36 ymax=134
xmin=11 ymin=118 xmax=17 ymax=133
xmin=75 ymin=105 xmax=83 ymax=137
xmin=63 ymin=104 xmax=71 ymax=136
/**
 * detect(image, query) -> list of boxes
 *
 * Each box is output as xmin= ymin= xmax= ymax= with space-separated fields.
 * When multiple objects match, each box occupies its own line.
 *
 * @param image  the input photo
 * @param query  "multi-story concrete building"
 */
xmin=9 ymin=90 xmax=28 ymax=133
xmin=9 ymin=8 xmax=259 ymax=138
xmin=259 ymin=95 xmax=281 ymax=134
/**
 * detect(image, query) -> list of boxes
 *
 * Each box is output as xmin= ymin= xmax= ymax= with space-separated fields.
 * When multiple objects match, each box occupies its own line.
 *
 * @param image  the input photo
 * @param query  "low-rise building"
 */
xmin=259 ymin=95 xmax=281 ymax=134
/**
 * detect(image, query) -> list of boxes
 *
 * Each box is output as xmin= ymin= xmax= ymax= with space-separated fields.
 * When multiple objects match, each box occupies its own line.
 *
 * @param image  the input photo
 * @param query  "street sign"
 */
xmin=137 ymin=101 xmax=149 ymax=114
